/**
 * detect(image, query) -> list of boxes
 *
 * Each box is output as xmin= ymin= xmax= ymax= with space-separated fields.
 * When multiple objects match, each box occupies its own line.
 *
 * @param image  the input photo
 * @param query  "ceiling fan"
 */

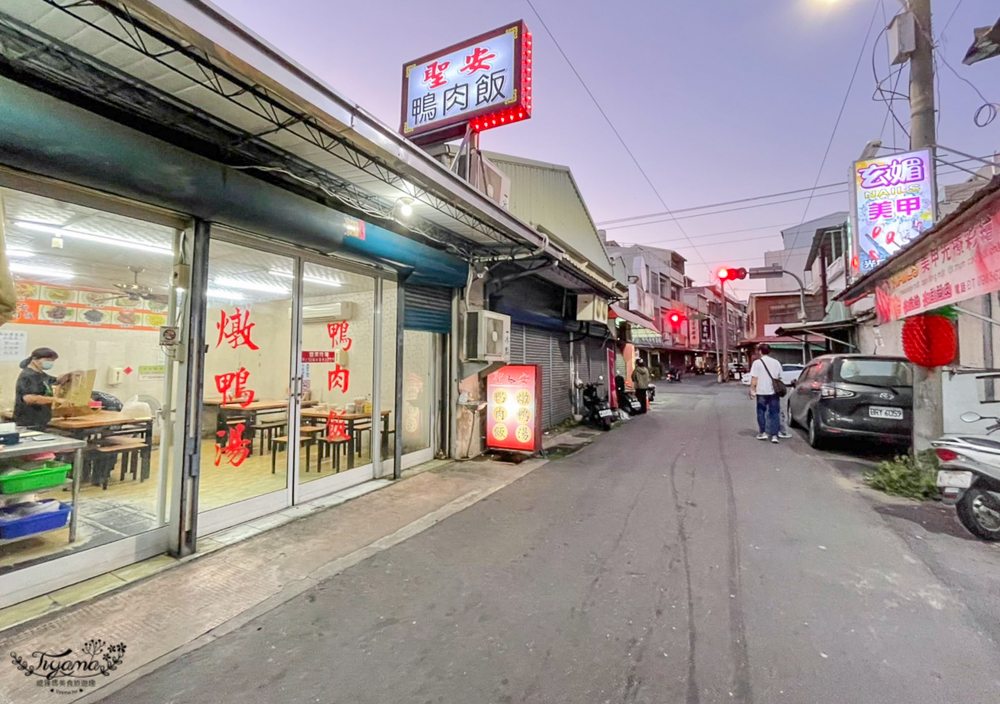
xmin=92 ymin=267 xmax=169 ymax=305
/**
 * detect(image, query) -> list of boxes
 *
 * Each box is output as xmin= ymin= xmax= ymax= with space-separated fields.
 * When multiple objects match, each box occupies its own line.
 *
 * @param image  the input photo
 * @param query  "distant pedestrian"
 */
xmin=749 ymin=344 xmax=783 ymax=443
xmin=632 ymin=358 xmax=651 ymax=414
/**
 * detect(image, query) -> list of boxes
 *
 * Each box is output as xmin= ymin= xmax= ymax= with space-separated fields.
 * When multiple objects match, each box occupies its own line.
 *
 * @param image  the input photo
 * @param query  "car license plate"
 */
xmin=937 ymin=470 xmax=973 ymax=488
xmin=869 ymin=406 xmax=904 ymax=420
xmin=598 ymin=409 xmax=612 ymax=418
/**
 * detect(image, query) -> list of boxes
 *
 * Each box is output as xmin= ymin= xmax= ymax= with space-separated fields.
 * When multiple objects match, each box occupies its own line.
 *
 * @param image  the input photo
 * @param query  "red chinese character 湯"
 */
xmin=215 ymin=422 xmax=251 ymax=467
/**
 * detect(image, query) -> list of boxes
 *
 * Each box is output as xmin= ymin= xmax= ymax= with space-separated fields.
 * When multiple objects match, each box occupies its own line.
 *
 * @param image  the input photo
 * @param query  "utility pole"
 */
xmin=720 ymin=283 xmax=729 ymax=382
xmin=908 ymin=0 xmax=941 ymax=451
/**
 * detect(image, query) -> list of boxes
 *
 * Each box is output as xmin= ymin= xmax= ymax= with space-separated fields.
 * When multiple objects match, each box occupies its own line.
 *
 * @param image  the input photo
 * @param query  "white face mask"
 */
xmin=41 ymin=361 xmax=55 ymax=370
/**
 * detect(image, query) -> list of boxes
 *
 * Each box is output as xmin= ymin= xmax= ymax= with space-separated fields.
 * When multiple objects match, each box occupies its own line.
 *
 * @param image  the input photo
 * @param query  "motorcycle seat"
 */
xmin=945 ymin=435 xmax=1000 ymax=454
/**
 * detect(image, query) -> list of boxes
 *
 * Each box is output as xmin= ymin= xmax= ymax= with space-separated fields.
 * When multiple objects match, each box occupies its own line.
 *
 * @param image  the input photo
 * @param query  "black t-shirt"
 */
xmin=14 ymin=368 xmax=55 ymax=430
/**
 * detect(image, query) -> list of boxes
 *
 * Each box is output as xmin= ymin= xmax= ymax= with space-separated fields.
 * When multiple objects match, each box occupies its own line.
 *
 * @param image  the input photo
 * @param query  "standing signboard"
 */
xmin=850 ymin=149 xmax=937 ymax=275
xmin=486 ymin=364 xmax=542 ymax=453
xmin=400 ymin=20 xmax=533 ymax=144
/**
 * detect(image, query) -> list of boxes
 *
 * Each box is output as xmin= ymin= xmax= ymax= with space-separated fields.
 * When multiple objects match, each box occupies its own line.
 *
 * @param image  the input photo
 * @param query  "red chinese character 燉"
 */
xmin=327 ymin=321 xmax=353 ymax=351
xmin=459 ymin=46 xmax=497 ymax=75
xmin=215 ymin=422 xmax=251 ymax=467
xmin=217 ymin=307 xmax=259 ymax=350
xmin=215 ymin=367 xmax=255 ymax=407
xmin=423 ymin=61 xmax=450 ymax=89
xmin=328 ymin=364 xmax=350 ymax=393
xmin=326 ymin=410 xmax=349 ymax=442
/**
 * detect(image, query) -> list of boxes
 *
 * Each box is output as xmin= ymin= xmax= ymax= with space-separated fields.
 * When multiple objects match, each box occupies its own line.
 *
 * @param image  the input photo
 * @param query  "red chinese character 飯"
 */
xmin=217 ymin=307 xmax=259 ymax=350
xmin=460 ymin=46 xmax=497 ymax=75
xmin=215 ymin=367 xmax=255 ymax=407
xmin=328 ymin=364 xmax=350 ymax=393
xmin=423 ymin=61 xmax=450 ymax=89
xmin=215 ymin=422 xmax=251 ymax=467
xmin=326 ymin=410 xmax=349 ymax=442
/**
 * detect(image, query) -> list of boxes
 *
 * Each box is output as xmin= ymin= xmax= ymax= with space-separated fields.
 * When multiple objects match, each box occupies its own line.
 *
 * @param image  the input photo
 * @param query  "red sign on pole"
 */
xmin=486 ymin=364 xmax=542 ymax=453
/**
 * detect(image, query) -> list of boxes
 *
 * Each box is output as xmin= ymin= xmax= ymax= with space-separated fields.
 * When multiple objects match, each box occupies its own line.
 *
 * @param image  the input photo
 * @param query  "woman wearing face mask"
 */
xmin=14 ymin=347 xmax=63 ymax=430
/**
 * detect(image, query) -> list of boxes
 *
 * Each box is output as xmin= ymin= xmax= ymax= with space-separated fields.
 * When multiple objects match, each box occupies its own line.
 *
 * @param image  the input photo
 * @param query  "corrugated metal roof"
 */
xmin=482 ymin=151 xmax=615 ymax=278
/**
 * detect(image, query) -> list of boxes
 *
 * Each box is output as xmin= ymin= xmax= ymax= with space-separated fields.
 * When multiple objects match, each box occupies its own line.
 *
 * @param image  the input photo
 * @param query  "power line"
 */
xmin=780 ymin=0 xmax=882 ymax=273
xmin=614 ymin=221 xmax=797 ymax=246
xmin=523 ymin=0 xmax=712 ymax=273
xmin=596 ymin=181 xmax=847 ymax=226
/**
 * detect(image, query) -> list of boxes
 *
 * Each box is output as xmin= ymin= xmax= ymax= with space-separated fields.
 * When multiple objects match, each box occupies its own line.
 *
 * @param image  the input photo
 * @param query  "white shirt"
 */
xmin=750 ymin=356 xmax=783 ymax=396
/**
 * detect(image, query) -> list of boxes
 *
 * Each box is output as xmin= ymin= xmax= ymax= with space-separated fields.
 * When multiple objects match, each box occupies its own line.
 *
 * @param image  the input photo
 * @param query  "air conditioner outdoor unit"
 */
xmin=478 ymin=156 xmax=511 ymax=210
xmin=464 ymin=310 xmax=511 ymax=362
xmin=303 ymin=301 xmax=354 ymax=323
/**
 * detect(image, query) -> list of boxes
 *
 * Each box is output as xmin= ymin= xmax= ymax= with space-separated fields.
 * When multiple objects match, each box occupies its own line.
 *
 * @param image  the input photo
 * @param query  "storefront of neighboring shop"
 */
xmin=0 ymin=2 xmax=471 ymax=607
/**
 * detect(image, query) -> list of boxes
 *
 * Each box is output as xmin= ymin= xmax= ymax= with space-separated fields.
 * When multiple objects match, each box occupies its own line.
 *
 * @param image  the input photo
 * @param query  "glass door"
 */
xmin=197 ymin=238 xmax=295 ymax=534
xmin=294 ymin=262 xmax=377 ymax=502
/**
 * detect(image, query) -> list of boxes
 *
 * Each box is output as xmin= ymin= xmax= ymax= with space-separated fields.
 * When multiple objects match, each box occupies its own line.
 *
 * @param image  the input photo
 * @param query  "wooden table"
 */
xmin=218 ymin=400 xmax=318 ymax=454
xmin=300 ymin=409 xmax=391 ymax=470
xmin=50 ymin=412 xmax=155 ymax=482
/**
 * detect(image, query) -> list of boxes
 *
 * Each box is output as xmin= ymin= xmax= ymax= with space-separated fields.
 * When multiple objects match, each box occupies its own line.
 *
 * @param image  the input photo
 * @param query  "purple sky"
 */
xmin=212 ymin=0 xmax=998 ymax=296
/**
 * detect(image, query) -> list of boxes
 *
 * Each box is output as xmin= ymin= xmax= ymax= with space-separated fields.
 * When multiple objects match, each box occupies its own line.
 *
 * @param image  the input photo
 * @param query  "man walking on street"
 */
xmin=632 ymin=358 xmax=651 ymax=414
xmin=749 ymin=344 xmax=783 ymax=443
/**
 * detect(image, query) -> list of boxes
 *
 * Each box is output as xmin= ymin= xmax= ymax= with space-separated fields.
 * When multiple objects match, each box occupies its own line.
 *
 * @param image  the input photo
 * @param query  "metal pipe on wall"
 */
xmin=394 ymin=285 xmax=406 ymax=480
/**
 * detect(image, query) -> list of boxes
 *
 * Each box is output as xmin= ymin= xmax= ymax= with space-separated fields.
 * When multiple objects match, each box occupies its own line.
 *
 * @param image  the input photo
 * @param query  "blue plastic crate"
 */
xmin=0 ymin=501 xmax=71 ymax=540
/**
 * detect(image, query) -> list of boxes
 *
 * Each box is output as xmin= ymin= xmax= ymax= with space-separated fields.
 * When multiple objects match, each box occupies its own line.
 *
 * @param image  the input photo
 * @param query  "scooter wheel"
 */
xmin=601 ymin=417 xmax=612 ymax=431
xmin=956 ymin=487 xmax=1000 ymax=541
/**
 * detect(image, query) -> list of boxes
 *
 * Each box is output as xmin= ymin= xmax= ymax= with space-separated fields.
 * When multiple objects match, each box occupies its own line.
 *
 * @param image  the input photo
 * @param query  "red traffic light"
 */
xmin=718 ymin=267 xmax=747 ymax=281
xmin=668 ymin=311 xmax=684 ymax=324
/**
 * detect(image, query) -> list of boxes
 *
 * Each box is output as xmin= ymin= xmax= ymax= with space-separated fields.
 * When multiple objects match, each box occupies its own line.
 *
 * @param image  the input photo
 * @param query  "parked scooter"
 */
xmin=932 ymin=411 xmax=1000 ymax=540
xmin=615 ymin=375 xmax=643 ymax=416
xmin=664 ymin=368 xmax=682 ymax=383
xmin=580 ymin=376 xmax=614 ymax=431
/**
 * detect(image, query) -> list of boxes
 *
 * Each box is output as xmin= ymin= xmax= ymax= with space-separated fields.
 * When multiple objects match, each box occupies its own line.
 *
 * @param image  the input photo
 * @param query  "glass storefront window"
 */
xmin=0 ymin=188 xmax=177 ymax=572
xmin=298 ymin=263 xmax=375 ymax=482
xmin=200 ymin=239 xmax=293 ymax=512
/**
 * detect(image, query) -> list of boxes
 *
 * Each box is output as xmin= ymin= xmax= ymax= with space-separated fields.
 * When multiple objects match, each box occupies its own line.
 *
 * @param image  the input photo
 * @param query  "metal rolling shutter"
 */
xmin=589 ymin=337 xmax=610 ymax=383
xmin=550 ymin=335 xmax=573 ymax=426
xmin=523 ymin=326 xmax=552 ymax=429
xmin=402 ymin=285 xmax=452 ymax=333
xmin=510 ymin=324 xmax=527 ymax=364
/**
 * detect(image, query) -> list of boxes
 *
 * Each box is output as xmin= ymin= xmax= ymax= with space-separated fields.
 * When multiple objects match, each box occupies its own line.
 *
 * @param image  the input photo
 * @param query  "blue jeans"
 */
xmin=756 ymin=394 xmax=780 ymax=438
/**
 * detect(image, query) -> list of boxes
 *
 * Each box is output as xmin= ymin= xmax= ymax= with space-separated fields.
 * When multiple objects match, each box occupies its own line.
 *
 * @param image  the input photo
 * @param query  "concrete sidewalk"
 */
xmin=0 ymin=450 xmax=568 ymax=704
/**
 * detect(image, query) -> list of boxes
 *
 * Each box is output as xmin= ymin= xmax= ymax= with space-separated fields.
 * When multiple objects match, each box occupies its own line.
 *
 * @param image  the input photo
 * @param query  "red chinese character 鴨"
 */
xmin=327 ymin=321 xmax=353 ymax=351
xmin=328 ymin=364 xmax=350 ymax=393
xmin=326 ymin=410 xmax=349 ymax=442
xmin=459 ymin=46 xmax=497 ymax=75
xmin=216 ymin=307 xmax=259 ymax=350
xmin=215 ymin=367 xmax=255 ymax=407
xmin=215 ymin=422 xmax=251 ymax=467
xmin=423 ymin=61 xmax=450 ymax=89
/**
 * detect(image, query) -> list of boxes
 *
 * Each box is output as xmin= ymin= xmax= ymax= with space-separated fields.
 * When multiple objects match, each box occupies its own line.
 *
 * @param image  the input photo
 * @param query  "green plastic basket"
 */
xmin=0 ymin=462 xmax=72 ymax=494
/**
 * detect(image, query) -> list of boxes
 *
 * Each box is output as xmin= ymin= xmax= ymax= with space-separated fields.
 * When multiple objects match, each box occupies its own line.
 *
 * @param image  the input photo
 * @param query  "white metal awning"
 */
xmin=611 ymin=304 xmax=658 ymax=335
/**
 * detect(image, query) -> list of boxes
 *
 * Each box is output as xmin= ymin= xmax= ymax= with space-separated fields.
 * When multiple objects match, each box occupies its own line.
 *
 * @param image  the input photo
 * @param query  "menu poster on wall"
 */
xmin=12 ymin=281 xmax=168 ymax=331
xmin=486 ymin=364 xmax=542 ymax=454
xmin=0 ymin=330 xmax=28 ymax=362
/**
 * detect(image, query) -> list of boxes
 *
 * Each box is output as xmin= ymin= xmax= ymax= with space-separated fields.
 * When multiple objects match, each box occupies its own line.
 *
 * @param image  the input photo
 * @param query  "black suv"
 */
xmin=787 ymin=354 xmax=912 ymax=449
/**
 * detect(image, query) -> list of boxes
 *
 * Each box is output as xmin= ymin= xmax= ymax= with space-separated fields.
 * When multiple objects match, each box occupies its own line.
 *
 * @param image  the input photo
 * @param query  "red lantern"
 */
xmin=902 ymin=314 xmax=957 ymax=368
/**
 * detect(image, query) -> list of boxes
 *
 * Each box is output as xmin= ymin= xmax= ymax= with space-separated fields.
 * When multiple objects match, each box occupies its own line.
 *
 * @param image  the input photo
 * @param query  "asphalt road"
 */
xmin=99 ymin=380 xmax=1000 ymax=704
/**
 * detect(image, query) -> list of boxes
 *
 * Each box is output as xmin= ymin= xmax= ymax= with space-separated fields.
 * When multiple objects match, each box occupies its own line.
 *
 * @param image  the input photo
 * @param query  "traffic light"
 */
xmin=667 ymin=310 xmax=685 ymax=331
xmin=717 ymin=267 xmax=747 ymax=281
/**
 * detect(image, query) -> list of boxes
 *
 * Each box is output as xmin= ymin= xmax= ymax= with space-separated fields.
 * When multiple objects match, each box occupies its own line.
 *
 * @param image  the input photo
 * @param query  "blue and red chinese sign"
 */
xmin=851 ymin=149 xmax=936 ymax=274
xmin=400 ymin=20 xmax=533 ymax=142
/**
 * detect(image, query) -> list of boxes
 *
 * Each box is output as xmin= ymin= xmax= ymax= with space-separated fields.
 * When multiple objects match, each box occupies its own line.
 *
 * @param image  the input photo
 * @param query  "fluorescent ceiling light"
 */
xmin=206 ymin=288 xmax=245 ymax=300
xmin=6 ymin=248 xmax=34 ymax=258
xmin=213 ymin=276 xmax=290 ymax=295
xmin=269 ymin=270 xmax=342 ymax=287
xmin=15 ymin=221 xmax=173 ymax=256
xmin=9 ymin=262 xmax=73 ymax=279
